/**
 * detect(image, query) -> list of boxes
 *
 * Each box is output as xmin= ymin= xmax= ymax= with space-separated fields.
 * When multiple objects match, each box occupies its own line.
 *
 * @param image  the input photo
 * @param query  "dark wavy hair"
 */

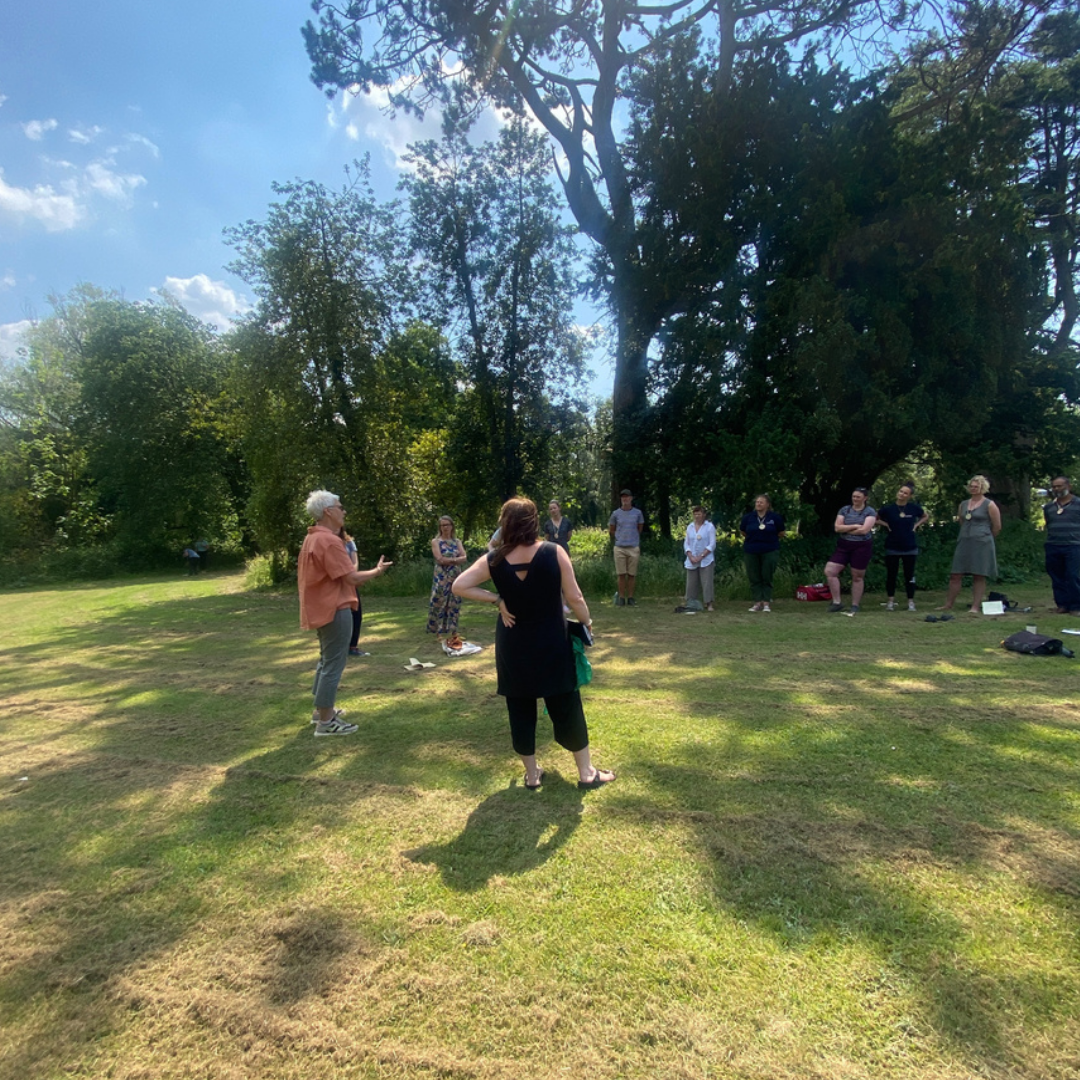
xmin=490 ymin=497 xmax=540 ymax=567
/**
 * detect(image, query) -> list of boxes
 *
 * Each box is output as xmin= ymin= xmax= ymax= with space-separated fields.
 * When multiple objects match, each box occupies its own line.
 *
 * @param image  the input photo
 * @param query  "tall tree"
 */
xmin=225 ymin=167 xmax=406 ymax=555
xmin=402 ymin=114 xmax=587 ymax=517
xmin=302 ymin=0 xmax=930 ymax=500
xmin=75 ymin=297 xmax=236 ymax=560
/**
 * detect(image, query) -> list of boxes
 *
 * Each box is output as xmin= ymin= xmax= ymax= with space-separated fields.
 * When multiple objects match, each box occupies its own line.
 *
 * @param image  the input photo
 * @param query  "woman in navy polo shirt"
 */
xmin=824 ymin=488 xmax=877 ymax=613
xmin=877 ymin=482 xmax=928 ymax=611
xmin=740 ymin=495 xmax=786 ymax=612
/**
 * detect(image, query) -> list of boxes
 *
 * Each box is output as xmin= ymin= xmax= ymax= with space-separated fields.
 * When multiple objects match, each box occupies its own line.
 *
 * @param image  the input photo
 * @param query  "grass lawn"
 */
xmin=1 ymin=571 xmax=1078 ymax=1080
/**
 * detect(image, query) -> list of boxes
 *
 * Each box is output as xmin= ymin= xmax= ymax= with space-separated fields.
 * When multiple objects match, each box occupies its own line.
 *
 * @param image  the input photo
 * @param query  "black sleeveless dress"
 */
xmin=488 ymin=542 xmax=577 ymax=699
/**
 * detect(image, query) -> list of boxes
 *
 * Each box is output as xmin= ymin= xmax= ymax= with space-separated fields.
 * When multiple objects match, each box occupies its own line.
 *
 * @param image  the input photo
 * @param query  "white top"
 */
xmin=684 ymin=520 xmax=716 ymax=569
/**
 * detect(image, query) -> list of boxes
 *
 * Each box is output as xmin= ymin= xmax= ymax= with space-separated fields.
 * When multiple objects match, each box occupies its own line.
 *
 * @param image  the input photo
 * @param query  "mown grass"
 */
xmin=1 ymin=571 xmax=1079 ymax=1080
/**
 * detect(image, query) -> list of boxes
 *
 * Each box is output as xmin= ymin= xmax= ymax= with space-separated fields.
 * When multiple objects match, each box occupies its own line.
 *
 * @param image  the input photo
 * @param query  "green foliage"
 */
xmin=401 ymin=113 xmax=589 ymax=519
xmin=74 ymin=297 xmax=239 ymax=561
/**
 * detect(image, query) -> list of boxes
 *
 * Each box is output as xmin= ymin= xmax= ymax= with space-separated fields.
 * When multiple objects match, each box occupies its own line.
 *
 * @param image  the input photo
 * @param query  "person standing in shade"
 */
xmin=740 ymin=494 xmax=786 ymax=612
xmin=299 ymin=490 xmax=391 ymax=736
xmin=341 ymin=528 xmax=369 ymax=657
xmin=1043 ymin=476 xmax=1080 ymax=615
xmin=877 ymin=482 xmax=928 ymax=611
xmin=942 ymin=475 xmax=1001 ymax=614
xmin=608 ymin=489 xmax=644 ymax=606
xmin=824 ymin=488 xmax=877 ymax=614
xmin=543 ymin=500 xmax=573 ymax=552
xmin=452 ymin=497 xmax=614 ymax=791
xmin=683 ymin=506 xmax=717 ymax=612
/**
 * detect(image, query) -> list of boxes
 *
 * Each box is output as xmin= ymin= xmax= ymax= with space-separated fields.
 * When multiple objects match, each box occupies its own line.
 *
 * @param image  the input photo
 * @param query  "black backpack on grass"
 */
xmin=1002 ymin=631 xmax=1074 ymax=658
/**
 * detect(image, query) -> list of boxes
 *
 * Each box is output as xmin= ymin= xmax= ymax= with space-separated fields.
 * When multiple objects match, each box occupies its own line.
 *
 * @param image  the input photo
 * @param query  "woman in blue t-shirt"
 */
xmin=824 ymin=488 xmax=877 ymax=613
xmin=877 ymin=482 xmax=928 ymax=611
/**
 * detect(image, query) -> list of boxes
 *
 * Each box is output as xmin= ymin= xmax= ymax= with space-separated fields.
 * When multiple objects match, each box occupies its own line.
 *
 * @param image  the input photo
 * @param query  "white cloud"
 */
xmin=0 ymin=320 xmax=33 ymax=363
xmin=68 ymin=124 xmax=105 ymax=145
xmin=126 ymin=132 xmax=160 ymax=158
xmin=22 ymin=118 xmax=58 ymax=141
xmin=334 ymin=83 xmax=450 ymax=169
xmin=157 ymin=274 xmax=251 ymax=331
xmin=1 ymin=270 xmax=15 ymax=289
xmin=0 ymin=94 xmax=8 ymax=108
xmin=0 ymin=168 xmax=83 ymax=231
xmin=84 ymin=161 xmax=146 ymax=204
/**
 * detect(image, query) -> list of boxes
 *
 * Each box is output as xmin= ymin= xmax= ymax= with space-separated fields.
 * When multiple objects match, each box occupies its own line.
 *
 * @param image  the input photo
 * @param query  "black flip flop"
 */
xmin=524 ymin=768 xmax=545 ymax=790
xmin=578 ymin=769 xmax=615 ymax=790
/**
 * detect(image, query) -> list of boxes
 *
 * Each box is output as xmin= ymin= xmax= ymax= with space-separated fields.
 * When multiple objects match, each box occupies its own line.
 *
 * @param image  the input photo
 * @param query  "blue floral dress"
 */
xmin=427 ymin=539 xmax=463 ymax=635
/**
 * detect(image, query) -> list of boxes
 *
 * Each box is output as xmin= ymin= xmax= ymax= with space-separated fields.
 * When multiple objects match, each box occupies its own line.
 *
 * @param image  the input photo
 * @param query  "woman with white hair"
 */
xmin=941 ymin=475 xmax=1001 ymax=613
xmin=299 ymin=490 xmax=391 ymax=736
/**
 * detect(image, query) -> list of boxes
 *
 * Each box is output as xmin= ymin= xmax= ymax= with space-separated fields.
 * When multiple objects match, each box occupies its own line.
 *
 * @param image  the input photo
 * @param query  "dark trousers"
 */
xmin=885 ymin=553 xmax=918 ymax=600
xmin=506 ymin=690 xmax=589 ymax=756
xmin=1045 ymin=544 xmax=1080 ymax=611
xmin=349 ymin=590 xmax=363 ymax=649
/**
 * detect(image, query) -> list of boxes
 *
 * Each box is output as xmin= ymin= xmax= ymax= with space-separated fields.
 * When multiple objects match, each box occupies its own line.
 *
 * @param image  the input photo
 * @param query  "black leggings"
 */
xmin=505 ymin=690 xmax=589 ymax=756
xmin=349 ymin=590 xmax=363 ymax=648
xmin=885 ymin=553 xmax=918 ymax=600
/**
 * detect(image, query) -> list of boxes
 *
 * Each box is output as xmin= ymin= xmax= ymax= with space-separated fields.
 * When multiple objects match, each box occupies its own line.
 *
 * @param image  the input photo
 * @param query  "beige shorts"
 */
xmin=614 ymin=545 xmax=640 ymax=576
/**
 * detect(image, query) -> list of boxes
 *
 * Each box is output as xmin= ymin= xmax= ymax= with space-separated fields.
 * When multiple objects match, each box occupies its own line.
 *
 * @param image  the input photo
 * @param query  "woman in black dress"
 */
xmin=453 ymin=497 xmax=615 ymax=791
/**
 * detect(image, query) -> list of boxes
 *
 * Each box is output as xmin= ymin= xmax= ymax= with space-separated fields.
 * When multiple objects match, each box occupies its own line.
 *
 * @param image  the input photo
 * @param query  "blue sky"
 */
xmin=1 ymin=0 xmax=609 ymax=383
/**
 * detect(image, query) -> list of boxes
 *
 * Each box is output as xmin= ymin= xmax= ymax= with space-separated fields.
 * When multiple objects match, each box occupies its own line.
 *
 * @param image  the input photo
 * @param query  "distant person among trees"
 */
xmin=183 ymin=546 xmax=200 ymax=575
xmin=341 ymin=528 xmax=369 ymax=657
xmin=609 ymin=489 xmax=644 ymax=607
xmin=299 ymin=490 xmax=391 ymax=737
xmin=941 ymin=475 xmax=1001 ymax=614
xmin=824 ymin=488 xmax=877 ymax=614
xmin=427 ymin=515 xmax=467 ymax=644
xmin=1043 ymin=476 xmax=1080 ymax=615
xmin=452 ymin=497 xmax=614 ymax=791
xmin=683 ymin=506 xmax=717 ymax=612
xmin=877 ymin=482 xmax=928 ymax=611
xmin=194 ymin=537 xmax=209 ymax=570
xmin=740 ymin=494 xmax=786 ymax=613
xmin=543 ymin=500 xmax=573 ymax=552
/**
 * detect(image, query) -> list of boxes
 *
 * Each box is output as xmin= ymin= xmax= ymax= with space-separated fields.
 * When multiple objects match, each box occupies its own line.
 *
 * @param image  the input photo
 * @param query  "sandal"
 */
xmin=524 ymin=768 xmax=545 ymax=790
xmin=577 ymin=768 xmax=616 ymax=790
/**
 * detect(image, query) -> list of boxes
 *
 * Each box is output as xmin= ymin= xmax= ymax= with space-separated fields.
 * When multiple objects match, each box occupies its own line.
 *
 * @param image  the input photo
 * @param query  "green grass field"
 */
xmin=2 ymin=571 xmax=1078 ymax=1079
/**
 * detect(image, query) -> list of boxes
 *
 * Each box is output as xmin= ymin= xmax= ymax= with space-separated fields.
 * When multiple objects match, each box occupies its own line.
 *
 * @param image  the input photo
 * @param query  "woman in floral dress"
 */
xmin=427 ymin=515 xmax=467 ymax=642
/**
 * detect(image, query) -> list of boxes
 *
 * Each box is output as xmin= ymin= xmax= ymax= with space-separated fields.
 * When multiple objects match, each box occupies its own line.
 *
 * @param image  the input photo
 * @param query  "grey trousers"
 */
xmin=312 ymin=607 xmax=353 ymax=710
xmin=685 ymin=562 xmax=715 ymax=605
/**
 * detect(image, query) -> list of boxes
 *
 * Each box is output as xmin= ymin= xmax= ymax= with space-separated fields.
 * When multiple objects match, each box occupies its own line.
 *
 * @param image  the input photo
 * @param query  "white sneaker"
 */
xmin=314 ymin=717 xmax=358 ymax=736
xmin=762 ymin=603 xmax=771 ymax=613
xmin=908 ymin=600 xmax=917 ymax=611
xmin=749 ymin=602 xmax=763 ymax=612
xmin=886 ymin=600 xmax=896 ymax=611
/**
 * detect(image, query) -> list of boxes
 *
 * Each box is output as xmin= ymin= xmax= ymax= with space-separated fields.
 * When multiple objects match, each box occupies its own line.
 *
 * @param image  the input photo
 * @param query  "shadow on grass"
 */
xmin=403 ymin=775 xmax=585 ymax=890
